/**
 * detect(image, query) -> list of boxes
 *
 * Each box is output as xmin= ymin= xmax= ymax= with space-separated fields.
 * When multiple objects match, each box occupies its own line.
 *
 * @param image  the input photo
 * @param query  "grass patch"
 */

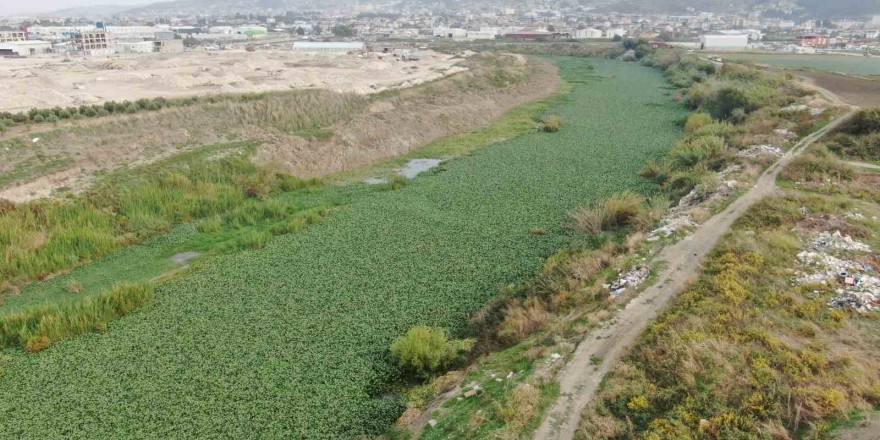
xmin=0 ymin=282 xmax=153 ymax=352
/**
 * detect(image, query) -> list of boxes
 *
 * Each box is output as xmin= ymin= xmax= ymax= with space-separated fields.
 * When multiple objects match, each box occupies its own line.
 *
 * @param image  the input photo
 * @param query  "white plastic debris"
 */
xmin=737 ymin=144 xmax=783 ymax=158
xmin=31 ymin=137 xmax=40 ymax=143
xmin=608 ymin=266 xmax=650 ymax=297
xmin=811 ymin=231 xmax=871 ymax=252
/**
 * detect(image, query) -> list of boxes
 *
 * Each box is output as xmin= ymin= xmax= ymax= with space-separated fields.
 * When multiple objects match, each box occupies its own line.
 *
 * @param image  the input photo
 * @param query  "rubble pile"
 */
xmin=795 ymin=232 xmax=878 ymax=313
xmin=605 ymin=265 xmax=650 ymax=297
xmin=737 ymin=144 xmax=783 ymax=158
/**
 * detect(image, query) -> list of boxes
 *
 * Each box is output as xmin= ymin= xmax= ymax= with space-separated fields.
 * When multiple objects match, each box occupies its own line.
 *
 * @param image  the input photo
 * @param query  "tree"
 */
xmin=295 ymin=27 xmax=305 ymax=36
xmin=547 ymin=24 xmax=556 ymax=32
xmin=331 ymin=24 xmax=355 ymax=37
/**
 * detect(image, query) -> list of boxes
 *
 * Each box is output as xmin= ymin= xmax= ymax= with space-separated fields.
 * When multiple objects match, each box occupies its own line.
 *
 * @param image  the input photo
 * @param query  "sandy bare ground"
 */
xmin=532 ymin=100 xmax=859 ymax=439
xmin=0 ymin=49 xmax=463 ymax=113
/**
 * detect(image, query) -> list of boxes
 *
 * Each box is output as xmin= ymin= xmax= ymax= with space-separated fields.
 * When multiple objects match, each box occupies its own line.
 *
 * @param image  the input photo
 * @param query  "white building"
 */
xmin=574 ymin=28 xmax=603 ymax=39
xmin=291 ymin=41 xmax=365 ymax=52
xmin=26 ymin=26 xmax=93 ymax=41
xmin=699 ymin=33 xmax=748 ymax=50
xmin=466 ymin=30 xmax=495 ymax=40
xmin=0 ymin=31 xmax=27 ymax=43
xmin=106 ymin=26 xmax=159 ymax=41
xmin=0 ymin=40 xmax=52 ymax=56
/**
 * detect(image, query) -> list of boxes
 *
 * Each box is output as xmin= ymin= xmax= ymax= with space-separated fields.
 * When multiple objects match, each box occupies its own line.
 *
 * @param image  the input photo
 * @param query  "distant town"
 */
xmin=1 ymin=5 xmax=879 ymax=57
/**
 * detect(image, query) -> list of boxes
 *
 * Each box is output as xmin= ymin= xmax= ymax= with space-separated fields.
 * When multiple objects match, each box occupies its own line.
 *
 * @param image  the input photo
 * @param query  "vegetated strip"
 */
xmin=579 ymin=141 xmax=880 ymax=439
xmin=0 ymin=57 xmax=685 ymax=439
xmin=416 ymin=45 xmax=844 ymax=440
xmin=0 ymin=141 xmax=319 ymax=294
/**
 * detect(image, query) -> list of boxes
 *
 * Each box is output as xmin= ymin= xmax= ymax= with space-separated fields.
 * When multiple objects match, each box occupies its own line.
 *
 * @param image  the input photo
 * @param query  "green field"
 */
xmin=724 ymin=53 xmax=880 ymax=76
xmin=0 ymin=57 xmax=687 ymax=438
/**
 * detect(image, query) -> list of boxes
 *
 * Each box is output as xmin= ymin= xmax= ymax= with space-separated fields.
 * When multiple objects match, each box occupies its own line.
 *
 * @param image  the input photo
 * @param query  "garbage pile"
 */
xmin=605 ymin=265 xmax=650 ymax=297
xmin=737 ymin=144 xmax=783 ymax=158
xmin=795 ymin=232 xmax=878 ymax=313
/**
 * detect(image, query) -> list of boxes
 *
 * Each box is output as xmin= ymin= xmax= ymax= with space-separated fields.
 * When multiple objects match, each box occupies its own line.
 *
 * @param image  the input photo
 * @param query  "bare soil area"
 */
xmin=0 ymin=49 xmax=463 ymax=113
xmin=799 ymin=71 xmax=880 ymax=108
xmin=256 ymin=55 xmax=561 ymax=178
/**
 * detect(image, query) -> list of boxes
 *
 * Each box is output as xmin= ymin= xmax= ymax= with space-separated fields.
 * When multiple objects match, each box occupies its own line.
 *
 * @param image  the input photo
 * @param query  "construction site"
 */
xmin=0 ymin=48 xmax=464 ymax=113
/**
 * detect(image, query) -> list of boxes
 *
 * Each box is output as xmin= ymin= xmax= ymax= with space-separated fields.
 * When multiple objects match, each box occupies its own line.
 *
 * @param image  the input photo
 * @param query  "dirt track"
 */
xmin=533 ymin=102 xmax=859 ymax=439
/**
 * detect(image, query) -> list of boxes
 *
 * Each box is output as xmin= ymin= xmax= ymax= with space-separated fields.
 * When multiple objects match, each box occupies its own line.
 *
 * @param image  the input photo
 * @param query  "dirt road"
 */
xmin=532 ymin=108 xmax=859 ymax=440
xmin=846 ymin=160 xmax=880 ymax=171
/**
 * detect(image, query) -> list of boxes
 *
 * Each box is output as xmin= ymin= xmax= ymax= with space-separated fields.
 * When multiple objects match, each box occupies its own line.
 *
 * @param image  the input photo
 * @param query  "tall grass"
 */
xmin=571 ymin=191 xmax=648 ymax=234
xmin=0 ymin=145 xmax=320 ymax=289
xmin=0 ymin=282 xmax=154 ymax=352
xmin=220 ymin=89 xmax=367 ymax=133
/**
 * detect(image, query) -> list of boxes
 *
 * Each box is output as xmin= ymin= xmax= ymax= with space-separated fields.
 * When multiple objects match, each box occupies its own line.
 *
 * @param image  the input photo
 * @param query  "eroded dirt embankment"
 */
xmin=254 ymin=55 xmax=561 ymax=177
xmin=0 ymin=55 xmax=559 ymax=202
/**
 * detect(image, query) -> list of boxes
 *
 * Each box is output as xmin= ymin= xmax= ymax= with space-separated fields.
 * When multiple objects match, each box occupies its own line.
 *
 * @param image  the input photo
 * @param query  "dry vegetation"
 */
xmin=579 ymin=156 xmax=880 ymax=439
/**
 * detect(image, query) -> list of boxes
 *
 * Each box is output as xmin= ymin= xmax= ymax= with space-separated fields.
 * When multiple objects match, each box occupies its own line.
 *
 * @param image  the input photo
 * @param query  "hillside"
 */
xmin=604 ymin=0 xmax=880 ymax=17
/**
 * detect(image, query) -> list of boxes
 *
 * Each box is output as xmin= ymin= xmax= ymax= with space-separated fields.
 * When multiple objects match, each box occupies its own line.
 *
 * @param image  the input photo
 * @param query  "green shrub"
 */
xmin=826 ymin=132 xmax=880 ymax=162
xmin=703 ymin=86 xmax=754 ymax=120
xmin=780 ymin=145 xmax=854 ymax=183
xmin=32 ymin=115 xmax=45 ymax=123
xmin=684 ymin=113 xmax=712 ymax=133
xmin=669 ymin=135 xmax=727 ymax=169
xmin=839 ymin=108 xmax=880 ymax=135
xmin=390 ymin=326 xmax=475 ymax=378
xmin=381 ymin=175 xmax=408 ymax=191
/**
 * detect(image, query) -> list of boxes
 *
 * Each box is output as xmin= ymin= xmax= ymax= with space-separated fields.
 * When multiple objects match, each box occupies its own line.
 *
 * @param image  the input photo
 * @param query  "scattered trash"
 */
xmin=427 ymin=419 xmax=437 ymax=428
xmin=72 ymin=82 xmax=86 ymax=90
xmin=647 ymin=215 xmax=697 ymax=241
xmin=31 ymin=137 xmax=40 ymax=143
xmin=810 ymin=231 xmax=871 ymax=252
xmin=844 ymin=211 xmax=865 ymax=220
xmin=737 ymin=144 xmax=783 ymax=158
xmin=774 ymin=128 xmax=798 ymax=140
xmin=608 ymin=265 xmax=650 ymax=297
xmin=506 ymin=371 xmax=515 ymax=380
xmin=782 ymin=104 xmax=825 ymax=116
xmin=550 ymin=353 xmax=562 ymax=361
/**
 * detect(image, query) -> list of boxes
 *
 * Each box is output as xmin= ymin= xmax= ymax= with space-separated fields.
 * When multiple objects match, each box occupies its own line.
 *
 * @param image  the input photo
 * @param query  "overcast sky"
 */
xmin=5 ymin=0 xmax=157 ymax=16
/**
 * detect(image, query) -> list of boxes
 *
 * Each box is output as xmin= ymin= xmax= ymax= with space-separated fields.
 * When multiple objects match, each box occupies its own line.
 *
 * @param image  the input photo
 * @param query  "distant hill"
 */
xmin=43 ymin=4 xmax=141 ymax=17
xmin=605 ymin=0 xmax=880 ymax=17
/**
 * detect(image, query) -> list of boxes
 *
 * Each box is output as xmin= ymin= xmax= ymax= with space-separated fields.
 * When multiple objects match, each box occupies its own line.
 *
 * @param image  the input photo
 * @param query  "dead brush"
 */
xmin=498 ymin=297 xmax=549 ymax=343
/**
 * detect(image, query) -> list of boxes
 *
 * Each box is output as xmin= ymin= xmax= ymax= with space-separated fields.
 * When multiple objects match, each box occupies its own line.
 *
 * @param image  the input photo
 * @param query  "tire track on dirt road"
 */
xmin=533 ymin=107 xmax=859 ymax=440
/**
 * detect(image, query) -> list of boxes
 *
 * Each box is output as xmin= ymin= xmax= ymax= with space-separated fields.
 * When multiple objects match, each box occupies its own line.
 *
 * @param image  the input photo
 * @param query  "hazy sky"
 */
xmin=5 ymin=0 xmax=157 ymax=15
